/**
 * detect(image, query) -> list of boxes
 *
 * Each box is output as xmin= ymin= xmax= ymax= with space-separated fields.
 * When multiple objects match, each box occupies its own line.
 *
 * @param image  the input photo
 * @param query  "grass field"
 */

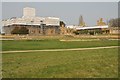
xmin=2 ymin=39 xmax=118 ymax=51
xmin=2 ymin=39 xmax=119 ymax=78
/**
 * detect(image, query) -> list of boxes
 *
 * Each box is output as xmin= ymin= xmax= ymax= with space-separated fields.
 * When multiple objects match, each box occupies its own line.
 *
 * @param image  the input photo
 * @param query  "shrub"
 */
xmin=11 ymin=27 xmax=29 ymax=35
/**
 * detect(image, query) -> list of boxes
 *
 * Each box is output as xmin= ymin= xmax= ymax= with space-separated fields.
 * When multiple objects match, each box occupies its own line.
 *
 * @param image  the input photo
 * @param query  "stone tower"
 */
xmin=79 ymin=15 xmax=85 ymax=27
xmin=97 ymin=18 xmax=106 ymax=26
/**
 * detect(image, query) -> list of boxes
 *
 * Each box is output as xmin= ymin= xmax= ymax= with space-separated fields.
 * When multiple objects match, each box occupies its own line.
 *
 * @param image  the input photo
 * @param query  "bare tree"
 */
xmin=109 ymin=18 xmax=120 ymax=27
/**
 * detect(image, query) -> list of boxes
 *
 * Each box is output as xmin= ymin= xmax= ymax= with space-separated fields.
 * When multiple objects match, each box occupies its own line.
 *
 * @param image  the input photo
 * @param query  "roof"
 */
xmin=2 ymin=16 xmax=60 ymax=26
xmin=67 ymin=25 xmax=109 ymax=30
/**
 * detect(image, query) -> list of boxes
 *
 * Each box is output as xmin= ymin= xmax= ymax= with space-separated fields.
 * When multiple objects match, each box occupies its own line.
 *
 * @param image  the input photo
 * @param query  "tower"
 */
xmin=23 ymin=7 xmax=36 ymax=18
xmin=79 ymin=15 xmax=85 ymax=27
xmin=97 ymin=18 xmax=106 ymax=26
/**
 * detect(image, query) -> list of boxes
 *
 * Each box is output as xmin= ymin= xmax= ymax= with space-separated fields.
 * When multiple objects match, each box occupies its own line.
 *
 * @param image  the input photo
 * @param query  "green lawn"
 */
xmin=2 ymin=48 xmax=118 ymax=78
xmin=2 ymin=39 xmax=119 ymax=78
xmin=2 ymin=39 xmax=118 ymax=51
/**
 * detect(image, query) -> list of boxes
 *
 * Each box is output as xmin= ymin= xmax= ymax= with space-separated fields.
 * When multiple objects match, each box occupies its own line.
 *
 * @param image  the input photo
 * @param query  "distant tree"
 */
xmin=109 ymin=18 xmax=120 ymax=27
xmin=11 ymin=27 xmax=19 ymax=34
xmin=19 ymin=27 xmax=29 ymax=34
xmin=11 ymin=27 xmax=29 ymax=34
xmin=73 ymin=31 xmax=79 ymax=35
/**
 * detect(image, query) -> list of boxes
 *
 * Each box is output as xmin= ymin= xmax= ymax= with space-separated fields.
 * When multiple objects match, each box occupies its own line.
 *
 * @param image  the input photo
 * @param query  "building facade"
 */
xmin=2 ymin=7 xmax=61 ymax=35
xmin=67 ymin=18 xmax=110 ymax=35
xmin=67 ymin=25 xmax=110 ymax=35
xmin=109 ymin=27 xmax=120 ymax=34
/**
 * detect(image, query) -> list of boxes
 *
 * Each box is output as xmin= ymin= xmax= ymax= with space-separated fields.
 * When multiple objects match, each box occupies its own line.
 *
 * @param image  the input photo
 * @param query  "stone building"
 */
xmin=109 ymin=27 xmax=120 ymax=34
xmin=66 ymin=18 xmax=109 ymax=35
xmin=79 ymin=15 xmax=86 ymax=27
xmin=2 ymin=7 xmax=61 ymax=35
xmin=97 ymin=18 xmax=106 ymax=26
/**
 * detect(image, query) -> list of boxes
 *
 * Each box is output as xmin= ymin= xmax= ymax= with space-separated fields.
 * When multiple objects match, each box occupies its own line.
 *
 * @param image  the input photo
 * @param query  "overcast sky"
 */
xmin=2 ymin=2 xmax=118 ymax=26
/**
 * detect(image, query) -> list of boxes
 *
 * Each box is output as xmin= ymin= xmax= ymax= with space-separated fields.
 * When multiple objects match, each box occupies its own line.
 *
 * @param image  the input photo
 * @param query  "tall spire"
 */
xmin=79 ymin=15 xmax=85 ymax=27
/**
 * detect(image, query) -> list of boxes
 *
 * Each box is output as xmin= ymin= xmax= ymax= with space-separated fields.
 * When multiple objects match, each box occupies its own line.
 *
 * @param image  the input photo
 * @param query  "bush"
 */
xmin=11 ymin=27 xmax=29 ymax=34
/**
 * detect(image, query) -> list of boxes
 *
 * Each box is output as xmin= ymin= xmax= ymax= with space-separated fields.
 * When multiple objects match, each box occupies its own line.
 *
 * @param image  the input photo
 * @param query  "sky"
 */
xmin=1 ymin=0 xmax=120 ymax=2
xmin=2 ymin=2 xmax=118 ymax=26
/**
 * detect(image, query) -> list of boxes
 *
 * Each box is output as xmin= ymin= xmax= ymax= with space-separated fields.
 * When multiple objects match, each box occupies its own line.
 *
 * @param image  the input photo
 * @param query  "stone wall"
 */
xmin=110 ymin=27 xmax=120 ymax=34
xmin=3 ymin=24 xmax=60 ymax=35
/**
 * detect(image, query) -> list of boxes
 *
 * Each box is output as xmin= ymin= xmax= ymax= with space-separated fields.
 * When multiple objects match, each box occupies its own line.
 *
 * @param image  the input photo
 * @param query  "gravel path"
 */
xmin=1 ymin=46 xmax=119 ymax=53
